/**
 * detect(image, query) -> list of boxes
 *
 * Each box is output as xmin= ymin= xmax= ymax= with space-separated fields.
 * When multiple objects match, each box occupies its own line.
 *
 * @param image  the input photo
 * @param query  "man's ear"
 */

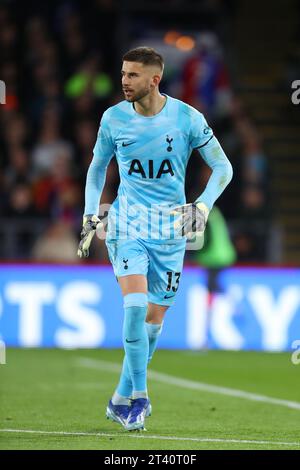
xmin=152 ymin=74 xmax=162 ymax=88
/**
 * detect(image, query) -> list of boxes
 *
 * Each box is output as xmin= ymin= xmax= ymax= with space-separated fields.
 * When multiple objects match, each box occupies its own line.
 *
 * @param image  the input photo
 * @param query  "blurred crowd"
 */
xmin=0 ymin=0 xmax=271 ymax=263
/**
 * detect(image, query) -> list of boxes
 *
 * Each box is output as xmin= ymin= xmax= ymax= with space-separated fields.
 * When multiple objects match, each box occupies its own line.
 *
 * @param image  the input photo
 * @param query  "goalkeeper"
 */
xmin=78 ymin=47 xmax=233 ymax=431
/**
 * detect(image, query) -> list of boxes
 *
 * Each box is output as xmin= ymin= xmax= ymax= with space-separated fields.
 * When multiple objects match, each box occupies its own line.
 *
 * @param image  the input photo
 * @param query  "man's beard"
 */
xmin=124 ymin=86 xmax=150 ymax=103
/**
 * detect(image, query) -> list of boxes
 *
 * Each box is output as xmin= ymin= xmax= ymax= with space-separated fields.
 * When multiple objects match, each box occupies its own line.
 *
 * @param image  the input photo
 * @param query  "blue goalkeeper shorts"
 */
xmin=106 ymin=238 xmax=186 ymax=306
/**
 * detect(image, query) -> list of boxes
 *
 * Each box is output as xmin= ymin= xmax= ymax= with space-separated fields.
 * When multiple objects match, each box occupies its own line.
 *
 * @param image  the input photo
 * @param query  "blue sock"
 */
xmin=116 ymin=320 xmax=163 ymax=399
xmin=146 ymin=322 xmax=163 ymax=362
xmin=117 ymin=293 xmax=149 ymax=395
xmin=116 ymin=355 xmax=133 ymax=399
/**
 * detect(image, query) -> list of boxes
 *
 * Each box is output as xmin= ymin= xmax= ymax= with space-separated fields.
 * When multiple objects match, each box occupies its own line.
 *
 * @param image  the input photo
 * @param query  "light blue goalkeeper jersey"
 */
xmin=84 ymin=94 xmax=233 ymax=242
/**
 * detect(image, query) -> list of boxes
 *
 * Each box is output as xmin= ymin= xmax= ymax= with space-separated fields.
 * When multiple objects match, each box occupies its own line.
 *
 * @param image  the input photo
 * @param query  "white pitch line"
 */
xmin=0 ymin=429 xmax=299 ymax=448
xmin=77 ymin=357 xmax=300 ymax=411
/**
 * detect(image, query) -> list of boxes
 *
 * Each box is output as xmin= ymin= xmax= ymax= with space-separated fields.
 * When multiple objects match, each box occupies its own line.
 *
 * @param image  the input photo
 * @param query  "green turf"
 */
xmin=0 ymin=348 xmax=300 ymax=450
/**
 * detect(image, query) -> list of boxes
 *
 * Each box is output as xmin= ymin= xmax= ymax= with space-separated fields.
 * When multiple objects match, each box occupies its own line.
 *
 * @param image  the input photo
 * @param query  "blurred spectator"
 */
xmin=4 ymin=147 xmax=31 ymax=187
xmin=234 ymin=116 xmax=267 ymax=185
xmin=194 ymin=206 xmax=236 ymax=269
xmin=65 ymin=55 xmax=113 ymax=101
xmin=232 ymin=184 xmax=270 ymax=262
xmin=2 ymin=113 xmax=29 ymax=151
xmin=52 ymin=181 xmax=82 ymax=228
xmin=64 ymin=55 xmax=113 ymax=124
xmin=73 ymin=118 xmax=97 ymax=171
xmin=32 ymin=149 xmax=80 ymax=225
xmin=31 ymin=107 xmax=74 ymax=178
xmin=2 ymin=183 xmax=39 ymax=258
xmin=229 ymin=112 xmax=270 ymax=262
xmin=57 ymin=9 xmax=88 ymax=76
xmin=3 ymin=182 xmax=37 ymax=219
xmin=32 ymin=221 xmax=78 ymax=262
xmin=180 ymin=32 xmax=232 ymax=121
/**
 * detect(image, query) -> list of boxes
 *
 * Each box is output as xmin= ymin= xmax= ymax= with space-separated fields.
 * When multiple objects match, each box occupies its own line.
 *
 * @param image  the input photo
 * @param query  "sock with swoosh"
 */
xmin=116 ymin=293 xmax=149 ymax=398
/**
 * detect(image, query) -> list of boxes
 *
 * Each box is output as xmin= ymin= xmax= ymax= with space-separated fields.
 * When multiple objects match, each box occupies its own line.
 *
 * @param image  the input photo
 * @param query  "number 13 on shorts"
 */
xmin=166 ymin=271 xmax=181 ymax=292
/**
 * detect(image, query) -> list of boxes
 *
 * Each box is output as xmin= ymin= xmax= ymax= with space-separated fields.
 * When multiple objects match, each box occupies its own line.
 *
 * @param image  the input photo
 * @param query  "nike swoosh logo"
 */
xmin=125 ymin=339 xmax=140 ymax=343
xmin=164 ymin=294 xmax=175 ymax=299
xmin=122 ymin=141 xmax=136 ymax=147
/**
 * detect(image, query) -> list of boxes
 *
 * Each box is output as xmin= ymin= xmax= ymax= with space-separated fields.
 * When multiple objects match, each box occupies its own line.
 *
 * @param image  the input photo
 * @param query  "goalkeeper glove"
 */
xmin=171 ymin=202 xmax=209 ymax=239
xmin=77 ymin=215 xmax=102 ymax=258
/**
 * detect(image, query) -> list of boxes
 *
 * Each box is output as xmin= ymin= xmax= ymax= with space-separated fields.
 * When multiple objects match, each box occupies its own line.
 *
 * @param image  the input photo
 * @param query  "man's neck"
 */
xmin=134 ymin=91 xmax=166 ymax=117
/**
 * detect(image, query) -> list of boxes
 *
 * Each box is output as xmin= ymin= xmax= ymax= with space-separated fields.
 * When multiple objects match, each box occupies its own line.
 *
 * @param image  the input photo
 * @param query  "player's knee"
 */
xmin=124 ymin=292 xmax=148 ymax=310
xmin=146 ymin=304 xmax=168 ymax=324
xmin=123 ymin=293 xmax=148 ymax=335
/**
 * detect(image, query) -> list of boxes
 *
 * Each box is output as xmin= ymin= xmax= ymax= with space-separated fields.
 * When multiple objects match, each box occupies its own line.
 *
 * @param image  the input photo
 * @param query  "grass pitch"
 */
xmin=0 ymin=348 xmax=300 ymax=450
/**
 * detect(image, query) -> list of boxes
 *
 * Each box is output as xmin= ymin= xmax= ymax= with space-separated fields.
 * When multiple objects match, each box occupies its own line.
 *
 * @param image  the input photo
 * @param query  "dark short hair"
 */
xmin=122 ymin=47 xmax=164 ymax=71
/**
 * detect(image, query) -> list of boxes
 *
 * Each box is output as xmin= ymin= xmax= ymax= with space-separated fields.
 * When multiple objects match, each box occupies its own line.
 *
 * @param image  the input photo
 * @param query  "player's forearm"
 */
xmin=196 ymin=136 xmax=233 ymax=210
xmin=84 ymin=158 xmax=107 ymax=215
